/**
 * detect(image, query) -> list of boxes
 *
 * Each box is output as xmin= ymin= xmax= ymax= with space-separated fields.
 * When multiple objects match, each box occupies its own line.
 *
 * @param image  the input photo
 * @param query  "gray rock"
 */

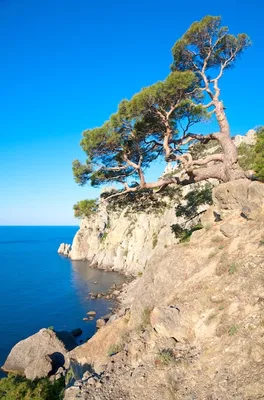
xmin=248 ymin=181 xmax=264 ymax=207
xmin=150 ymin=306 xmax=192 ymax=342
xmin=24 ymin=355 xmax=53 ymax=380
xmin=220 ymin=222 xmax=239 ymax=238
xmin=64 ymin=386 xmax=81 ymax=400
xmin=2 ymin=328 xmax=71 ymax=378
xmin=213 ymin=179 xmax=251 ymax=211
xmin=213 ymin=180 xmax=264 ymax=219
xmin=96 ymin=319 xmax=106 ymax=329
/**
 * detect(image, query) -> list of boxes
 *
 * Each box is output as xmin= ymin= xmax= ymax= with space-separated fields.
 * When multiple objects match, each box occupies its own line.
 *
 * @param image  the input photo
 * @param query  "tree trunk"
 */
xmin=214 ymin=100 xmax=246 ymax=181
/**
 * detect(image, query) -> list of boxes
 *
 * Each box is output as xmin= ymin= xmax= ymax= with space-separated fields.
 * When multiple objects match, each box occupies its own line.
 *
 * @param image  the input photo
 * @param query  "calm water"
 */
xmin=0 ymin=226 xmax=125 ymax=377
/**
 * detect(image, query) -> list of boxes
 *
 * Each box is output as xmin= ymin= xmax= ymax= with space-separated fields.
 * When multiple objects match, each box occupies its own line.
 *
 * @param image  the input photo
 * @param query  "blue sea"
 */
xmin=0 ymin=226 xmax=125 ymax=377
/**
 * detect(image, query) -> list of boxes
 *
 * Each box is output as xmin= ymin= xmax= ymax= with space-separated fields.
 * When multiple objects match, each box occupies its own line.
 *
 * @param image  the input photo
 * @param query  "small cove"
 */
xmin=0 ymin=226 xmax=126 ymax=377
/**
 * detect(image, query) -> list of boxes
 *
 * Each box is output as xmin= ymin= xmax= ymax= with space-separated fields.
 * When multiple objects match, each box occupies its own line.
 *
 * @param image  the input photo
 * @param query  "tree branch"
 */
xmin=192 ymin=153 xmax=224 ymax=166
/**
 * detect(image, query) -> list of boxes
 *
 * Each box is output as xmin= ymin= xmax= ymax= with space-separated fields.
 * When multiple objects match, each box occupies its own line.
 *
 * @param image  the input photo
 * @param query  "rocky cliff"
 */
xmin=65 ymin=178 xmax=264 ymax=400
xmin=61 ymin=131 xmax=256 ymax=277
xmin=67 ymin=182 xmax=212 ymax=275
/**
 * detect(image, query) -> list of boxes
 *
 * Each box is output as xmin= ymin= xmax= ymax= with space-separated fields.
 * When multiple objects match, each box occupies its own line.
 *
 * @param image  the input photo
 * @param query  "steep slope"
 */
xmin=65 ymin=179 xmax=264 ymax=400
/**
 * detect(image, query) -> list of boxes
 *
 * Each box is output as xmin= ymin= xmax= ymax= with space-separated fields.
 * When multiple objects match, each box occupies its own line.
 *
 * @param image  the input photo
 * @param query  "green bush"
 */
xmin=156 ymin=349 xmax=175 ymax=365
xmin=171 ymin=223 xmax=203 ymax=243
xmin=171 ymin=184 xmax=212 ymax=242
xmin=254 ymin=127 xmax=264 ymax=180
xmin=238 ymin=126 xmax=264 ymax=181
xmin=229 ymin=325 xmax=238 ymax=336
xmin=0 ymin=374 xmax=65 ymax=400
xmin=73 ymin=199 xmax=98 ymax=219
xmin=175 ymin=184 xmax=213 ymax=220
xmin=238 ymin=142 xmax=255 ymax=171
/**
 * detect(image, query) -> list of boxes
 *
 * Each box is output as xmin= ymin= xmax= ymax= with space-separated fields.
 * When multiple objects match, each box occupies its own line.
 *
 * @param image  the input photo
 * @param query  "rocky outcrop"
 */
xmin=213 ymin=179 xmax=264 ymax=217
xmin=150 ymin=306 xmax=193 ymax=342
xmin=58 ymin=243 xmax=71 ymax=256
xmin=2 ymin=328 xmax=76 ymax=380
xmin=67 ymin=131 xmax=257 ymax=276
xmin=66 ymin=179 xmax=264 ymax=400
xmin=68 ymin=182 xmax=214 ymax=275
xmin=233 ymin=128 xmax=256 ymax=146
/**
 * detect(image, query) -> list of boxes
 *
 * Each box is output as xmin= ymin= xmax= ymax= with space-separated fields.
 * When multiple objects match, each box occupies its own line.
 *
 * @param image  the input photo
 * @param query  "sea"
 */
xmin=0 ymin=226 xmax=125 ymax=377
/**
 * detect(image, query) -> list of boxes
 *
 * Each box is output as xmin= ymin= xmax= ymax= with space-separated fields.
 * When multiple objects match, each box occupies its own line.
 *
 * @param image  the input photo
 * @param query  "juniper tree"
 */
xmin=73 ymin=16 xmax=251 ymax=199
xmin=73 ymin=71 xmax=201 ymax=198
xmin=171 ymin=15 xmax=251 ymax=182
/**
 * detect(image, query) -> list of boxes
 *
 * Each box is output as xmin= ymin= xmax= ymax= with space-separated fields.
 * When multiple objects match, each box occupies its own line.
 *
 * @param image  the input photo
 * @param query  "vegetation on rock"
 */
xmin=73 ymin=16 xmax=251 ymax=202
xmin=238 ymin=126 xmax=264 ymax=180
xmin=254 ymin=127 xmax=264 ymax=180
xmin=0 ymin=374 xmax=64 ymax=400
xmin=73 ymin=199 xmax=98 ymax=219
xmin=171 ymin=184 xmax=212 ymax=241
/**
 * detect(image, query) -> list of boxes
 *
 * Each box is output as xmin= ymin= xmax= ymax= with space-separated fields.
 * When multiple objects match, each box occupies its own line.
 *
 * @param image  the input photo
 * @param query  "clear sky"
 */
xmin=0 ymin=0 xmax=263 ymax=225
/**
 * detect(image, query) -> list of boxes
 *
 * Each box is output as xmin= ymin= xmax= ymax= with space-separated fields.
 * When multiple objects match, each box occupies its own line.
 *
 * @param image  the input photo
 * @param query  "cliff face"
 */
xmin=67 ymin=131 xmax=256 ymax=276
xmin=69 ymin=183 xmax=211 ymax=275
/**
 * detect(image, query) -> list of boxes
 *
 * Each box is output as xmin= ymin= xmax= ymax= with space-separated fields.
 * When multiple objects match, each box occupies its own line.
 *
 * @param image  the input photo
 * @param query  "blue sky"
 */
xmin=0 ymin=0 xmax=263 ymax=225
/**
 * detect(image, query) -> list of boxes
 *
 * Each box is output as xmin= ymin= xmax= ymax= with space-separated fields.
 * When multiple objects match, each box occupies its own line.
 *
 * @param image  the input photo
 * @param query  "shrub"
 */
xmin=73 ymin=199 xmax=98 ymax=219
xmin=229 ymin=325 xmax=238 ymax=336
xmin=107 ymin=343 xmax=124 ymax=356
xmin=47 ymin=326 xmax=54 ymax=331
xmin=228 ymin=263 xmax=237 ymax=274
xmin=105 ymin=188 xmax=168 ymax=214
xmin=100 ymin=231 xmax=108 ymax=241
xmin=171 ymin=223 xmax=203 ymax=243
xmin=65 ymin=368 xmax=75 ymax=386
xmin=171 ymin=184 xmax=212 ymax=241
xmin=156 ymin=349 xmax=175 ymax=365
xmin=175 ymin=184 xmax=213 ymax=220
xmin=238 ymin=142 xmax=255 ymax=171
xmin=0 ymin=374 xmax=65 ymax=400
xmin=152 ymin=232 xmax=158 ymax=249
xmin=254 ymin=126 xmax=264 ymax=180
xmin=238 ymin=126 xmax=264 ymax=180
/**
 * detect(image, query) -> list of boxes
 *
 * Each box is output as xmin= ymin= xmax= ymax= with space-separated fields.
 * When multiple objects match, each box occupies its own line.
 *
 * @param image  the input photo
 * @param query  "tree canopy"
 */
xmin=73 ymin=15 xmax=252 ymax=201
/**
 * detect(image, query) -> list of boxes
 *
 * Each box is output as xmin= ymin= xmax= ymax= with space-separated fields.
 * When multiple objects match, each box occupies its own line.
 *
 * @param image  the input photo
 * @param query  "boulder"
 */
xmin=220 ymin=222 xmax=240 ymax=238
xmin=150 ymin=306 xmax=193 ymax=342
xmin=2 ymin=328 xmax=73 ymax=378
xmin=248 ymin=181 xmax=264 ymax=207
xmin=24 ymin=355 xmax=53 ymax=380
xmin=96 ymin=318 xmax=106 ymax=329
xmin=213 ymin=180 xmax=264 ymax=217
xmin=213 ymin=179 xmax=251 ymax=212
